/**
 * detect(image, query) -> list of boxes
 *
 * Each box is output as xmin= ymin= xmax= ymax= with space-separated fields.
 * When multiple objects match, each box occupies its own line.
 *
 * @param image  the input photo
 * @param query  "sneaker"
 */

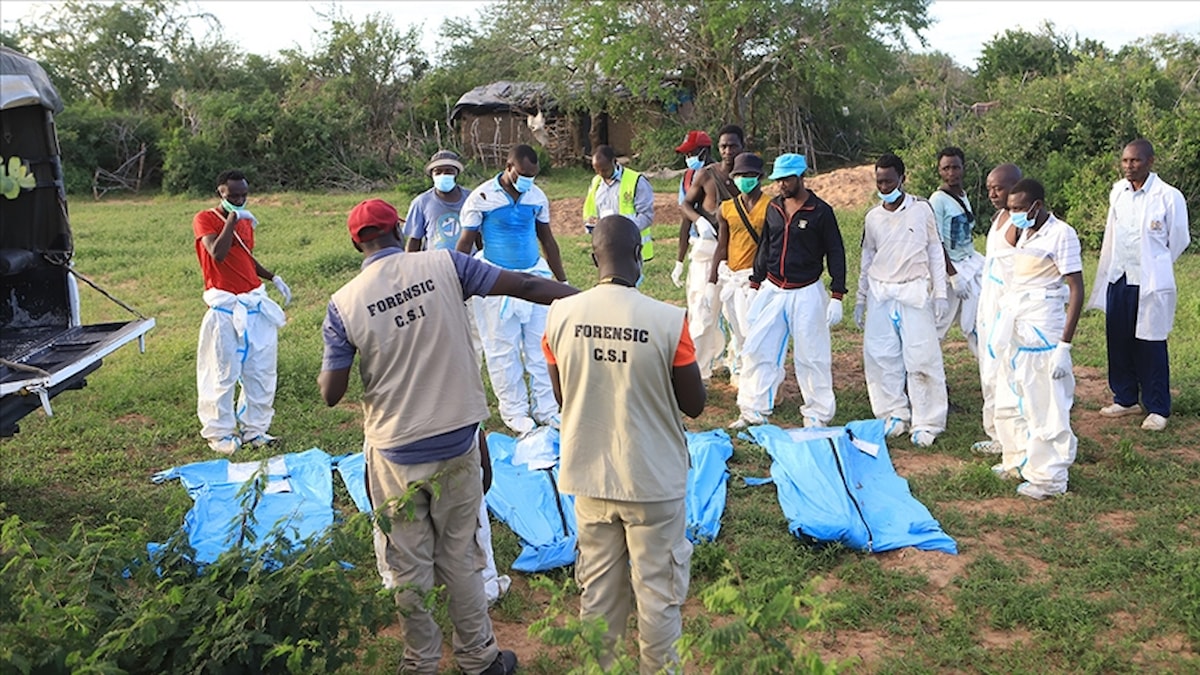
xmin=991 ymin=463 xmax=1022 ymax=481
xmin=728 ymin=412 xmax=766 ymax=430
xmin=971 ymin=440 xmax=1003 ymax=455
xmin=910 ymin=430 xmax=936 ymax=448
xmin=1141 ymin=413 xmax=1168 ymax=431
xmin=1016 ymin=481 xmax=1062 ymax=500
xmin=803 ymin=416 xmax=824 ymax=428
xmin=209 ymin=436 xmax=241 ymax=455
xmin=535 ymin=413 xmax=561 ymax=430
xmin=480 ymin=649 xmax=518 ymax=675
xmin=884 ymin=417 xmax=908 ymax=438
xmin=242 ymin=432 xmax=278 ymax=448
xmin=1100 ymin=402 xmax=1142 ymax=418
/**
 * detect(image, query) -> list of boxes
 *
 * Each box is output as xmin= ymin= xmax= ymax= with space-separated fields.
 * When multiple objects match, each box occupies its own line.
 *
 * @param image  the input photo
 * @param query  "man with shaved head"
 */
xmin=1088 ymin=139 xmax=1190 ymax=432
xmin=971 ymin=163 xmax=1022 ymax=456
xmin=542 ymin=215 xmax=706 ymax=674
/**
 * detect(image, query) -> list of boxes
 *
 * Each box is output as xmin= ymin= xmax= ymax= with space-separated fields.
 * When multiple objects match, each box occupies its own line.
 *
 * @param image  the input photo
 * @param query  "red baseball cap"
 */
xmin=347 ymin=199 xmax=399 ymax=243
xmin=675 ymin=130 xmax=713 ymax=154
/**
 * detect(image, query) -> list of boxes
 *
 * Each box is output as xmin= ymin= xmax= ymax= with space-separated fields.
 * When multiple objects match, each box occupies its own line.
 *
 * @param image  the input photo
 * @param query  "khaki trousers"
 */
xmin=367 ymin=439 xmax=498 ymax=675
xmin=574 ymin=496 xmax=692 ymax=675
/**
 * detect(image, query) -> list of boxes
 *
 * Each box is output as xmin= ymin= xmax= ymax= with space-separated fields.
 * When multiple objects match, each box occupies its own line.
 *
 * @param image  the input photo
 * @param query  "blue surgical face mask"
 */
xmin=221 ymin=198 xmax=246 ymax=213
xmin=686 ymin=155 xmax=704 ymax=171
xmin=514 ymin=174 xmax=535 ymax=193
xmin=877 ymin=188 xmax=903 ymax=204
xmin=433 ymin=174 xmax=456 ymax=192
xmin=1010 ymin=204 xmax=1039 ymax=230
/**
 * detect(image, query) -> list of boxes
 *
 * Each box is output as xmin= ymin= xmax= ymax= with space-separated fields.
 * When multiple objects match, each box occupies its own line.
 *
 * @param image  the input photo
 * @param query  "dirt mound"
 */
xmin=548 ymin=165 xmax=876 ymax=236
xmin=804 ymin=164 xmax=877 ymax=211
xmin=550 ymin=195 xmax=686 ymax=237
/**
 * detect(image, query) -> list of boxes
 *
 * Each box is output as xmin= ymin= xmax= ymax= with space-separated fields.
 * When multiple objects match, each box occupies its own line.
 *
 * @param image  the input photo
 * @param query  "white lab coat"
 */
xmin=1087 ymin=173 xmax=1190 ymax=340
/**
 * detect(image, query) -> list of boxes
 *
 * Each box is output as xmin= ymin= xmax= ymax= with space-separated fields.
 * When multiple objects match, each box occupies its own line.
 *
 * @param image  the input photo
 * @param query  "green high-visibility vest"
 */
xmin=583 ymin=167 xmax=654 ymax=260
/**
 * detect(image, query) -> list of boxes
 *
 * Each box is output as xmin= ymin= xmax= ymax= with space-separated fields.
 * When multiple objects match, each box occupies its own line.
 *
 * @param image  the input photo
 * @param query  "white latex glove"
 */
xmin=933 ymin=298 xmax=949 ymax=321
xmin=234 ymin=209 xmax=257 ymax=225
xmin=694 ymin=216 xmax=717 ymax=240
xmin=826 ymin=298 xmax=843 ymax=327
xmin=854 ymin=301 xmax=866 ymax=329
xmin=949 ymin=274 xmax=970 ymax=300
xmin=671 ymin=261 xmax=685 ymax=288
xmin=272 ymin=275 xmax=292 ymax=306
xmin=1051 ymin=342 xmax=1072 ymax=379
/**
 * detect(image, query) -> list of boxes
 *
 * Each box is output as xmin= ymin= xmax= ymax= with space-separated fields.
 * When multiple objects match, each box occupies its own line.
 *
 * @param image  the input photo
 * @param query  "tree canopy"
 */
xmin=2 ymin=0 xmax=1196 ymax=243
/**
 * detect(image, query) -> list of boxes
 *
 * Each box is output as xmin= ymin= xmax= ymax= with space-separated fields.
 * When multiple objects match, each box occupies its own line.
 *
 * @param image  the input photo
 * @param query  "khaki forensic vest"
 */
xmin=583 ymin=168 xmax=655 ymax=260
xmin=545 ymin=284 xmax=689 ymax=501
xmin=331 ymin=250 xmax=489 ymax=449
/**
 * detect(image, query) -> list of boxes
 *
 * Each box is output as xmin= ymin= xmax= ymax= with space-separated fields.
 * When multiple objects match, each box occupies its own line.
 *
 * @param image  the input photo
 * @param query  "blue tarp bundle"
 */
xmin=485 ymin=427 xmax=735 ymax=572
xmin=686 ymin=429 xmax=734 ymax=543
xmin=747 ymin=420 xmax=957 ymax=555
xmin=485 ymin=429 xmax=577 ymax=573
xmin=333 ymin=451 xmax=371 ymax=513
xmin=150 ymin=448 xmax=335 ymax=564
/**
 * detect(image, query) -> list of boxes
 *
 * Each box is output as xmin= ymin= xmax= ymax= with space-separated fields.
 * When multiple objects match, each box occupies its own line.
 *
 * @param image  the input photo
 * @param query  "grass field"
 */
xmin=2 ymin=177 xmax=1198 ymax=673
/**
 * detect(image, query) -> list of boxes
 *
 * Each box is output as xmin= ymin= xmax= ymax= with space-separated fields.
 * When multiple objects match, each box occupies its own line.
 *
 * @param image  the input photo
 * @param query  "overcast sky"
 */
xmin=4 ymin=1 xmax=1199 ymax=70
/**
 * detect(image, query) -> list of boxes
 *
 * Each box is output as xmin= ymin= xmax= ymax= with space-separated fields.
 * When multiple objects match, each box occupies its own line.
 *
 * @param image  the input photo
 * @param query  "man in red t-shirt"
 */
xmin=193 ymin=169 xmax=292 ymax=454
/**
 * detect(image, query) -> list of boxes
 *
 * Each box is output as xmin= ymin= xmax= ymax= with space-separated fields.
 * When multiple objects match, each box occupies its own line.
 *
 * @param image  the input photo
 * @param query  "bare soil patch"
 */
xmin=941 ymin=497 xmax=1032 ymax=521
xmin=876 ymin=547 xmax=967 ymax=592
xmin=978 ymin=625 xmax=1035 ymax=650
xmin=114 ymin=412 xmax=154 ymax=427
xmin=804 ymin=165 xmax=878 ymax=211
xmin=549 ymin=163 xmax=875 ymax=238
xmin=815 ymin=628 xmax=897 ymax=670
xmin=1094 ymin=510 xmax=1138 ymax=541
xmin=549 ymin=195 xmax=686 ymax=238
xmin=1132 ymin=631 xmax=1199 ymax=664
xmin=890 ymin=452 xmax=967 ymax=478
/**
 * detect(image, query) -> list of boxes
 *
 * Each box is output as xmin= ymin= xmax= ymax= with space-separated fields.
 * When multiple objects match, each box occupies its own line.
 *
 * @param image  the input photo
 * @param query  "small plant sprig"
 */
xmin=677 ymin=560 xmax=850 ymax=675
xmin=528 ymin=575 xmax=640 ymax=674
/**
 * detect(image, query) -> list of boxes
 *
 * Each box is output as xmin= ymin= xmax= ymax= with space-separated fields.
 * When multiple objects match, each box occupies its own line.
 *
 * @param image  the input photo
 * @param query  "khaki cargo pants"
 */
xmin=574 ymin=495 xmax=692 ymax=675
xmin=367 ymin=438 xmax=499 ymax=675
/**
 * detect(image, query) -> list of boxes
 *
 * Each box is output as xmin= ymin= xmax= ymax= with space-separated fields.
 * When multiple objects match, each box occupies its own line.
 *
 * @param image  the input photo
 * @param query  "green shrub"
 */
xmin=678 ymin=563 xmax=847 ymax=674
xmin=54 ymin=101 xmax=163 ymax=195
xmin=0 ymin=498 xmax=393 ymax=674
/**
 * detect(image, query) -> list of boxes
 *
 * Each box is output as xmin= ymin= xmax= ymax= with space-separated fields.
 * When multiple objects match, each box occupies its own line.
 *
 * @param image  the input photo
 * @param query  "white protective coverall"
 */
xmin=197 ymin=286 xmax=286 ymax=442
xmin=862 ymin=279 xmax=948 ymax=435
xmin=736 ymin=281 xmax=835 ymax=425
xmin=686 ymin=237 xmax=727 ymax=379
xmin=976 ymin=211 xmax=1015 ymax=444
xmin=716 ymin=260 xmax=754 ymax=386
xmin=939 ymin=251 xmax=985 ymax=356
xmin=989 ymin=216 xmax=1081 ymax=495
xmin=473 ymin=256 xmax=558 ymax=433
xmin=476 ymin=485 xmax=512 ymax=604
xmin=859 ymin=195 xmax=949 ymax=437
